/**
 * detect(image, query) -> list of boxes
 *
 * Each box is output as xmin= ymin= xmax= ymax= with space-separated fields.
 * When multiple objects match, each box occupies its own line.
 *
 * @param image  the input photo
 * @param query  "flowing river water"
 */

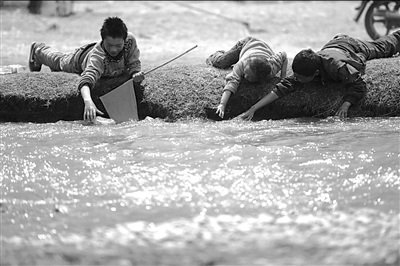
xmin=1 ymin=117 xmax=399 ymax=266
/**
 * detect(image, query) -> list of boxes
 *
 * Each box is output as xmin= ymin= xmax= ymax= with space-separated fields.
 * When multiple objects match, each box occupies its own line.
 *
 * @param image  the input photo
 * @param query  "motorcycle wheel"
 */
xmin=364 ymin=1 xmax=400 ymax=40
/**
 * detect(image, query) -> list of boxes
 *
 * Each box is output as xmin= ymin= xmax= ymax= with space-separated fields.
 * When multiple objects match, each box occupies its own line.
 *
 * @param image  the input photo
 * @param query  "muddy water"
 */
xmin=1 ymin=117 xmax=399 ymax=265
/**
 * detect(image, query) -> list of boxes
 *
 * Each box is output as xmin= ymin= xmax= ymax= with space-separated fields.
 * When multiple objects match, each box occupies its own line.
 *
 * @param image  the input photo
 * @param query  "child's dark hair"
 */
xmin=248 ymin=56 xmax=272 ymax=82
xmin=100 ymin=17 xmax=128 ymax=40
xmin=292 ymin=49 xmax=320 ymax=76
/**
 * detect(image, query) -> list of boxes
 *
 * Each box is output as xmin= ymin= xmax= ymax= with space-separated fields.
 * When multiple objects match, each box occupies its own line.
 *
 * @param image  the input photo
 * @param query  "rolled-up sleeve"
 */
xmin=223 ymin=62 xmax=243 ymax=95
xmin=272 ymin=75 xmax=302 ymax=97
xmin=78 ymin=52 xmax=104 ymax=91
xmin=270 ymin=51 xmax=287 ymax=77
xmin=275 ymin=52 xmax=286 ymax=68
xmin=126 ymin=35 xmax=141 ymax=75
xmin=339 ymin=64 xmax=366 ymax=105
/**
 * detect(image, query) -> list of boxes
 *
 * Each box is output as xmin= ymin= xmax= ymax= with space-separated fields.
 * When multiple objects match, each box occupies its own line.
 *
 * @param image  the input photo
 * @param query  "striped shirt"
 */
xmin=224 ymin=38 xmax=286 ymax=95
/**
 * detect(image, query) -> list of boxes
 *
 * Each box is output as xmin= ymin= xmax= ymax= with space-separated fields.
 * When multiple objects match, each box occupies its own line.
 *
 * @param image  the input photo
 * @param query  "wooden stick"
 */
xmin=143 ymin=45 xmax=198 ymax=75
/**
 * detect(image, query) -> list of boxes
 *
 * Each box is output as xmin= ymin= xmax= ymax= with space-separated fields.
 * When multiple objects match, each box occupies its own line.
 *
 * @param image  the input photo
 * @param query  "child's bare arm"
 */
xmin=280 ymin=52 xmax=288 ymax=79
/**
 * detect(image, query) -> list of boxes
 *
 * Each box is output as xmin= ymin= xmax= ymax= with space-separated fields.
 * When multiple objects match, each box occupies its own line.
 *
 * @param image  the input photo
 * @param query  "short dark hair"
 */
xmin=248 ymin=56 xmax=272 ymax=82
xmin=100 ymin=17 xmax=128 ymax=40
xmin=292 ymin=49 xmax=320 ymax=76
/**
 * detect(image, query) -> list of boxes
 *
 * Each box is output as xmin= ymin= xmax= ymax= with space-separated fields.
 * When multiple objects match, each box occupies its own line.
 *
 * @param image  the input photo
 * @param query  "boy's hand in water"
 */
xmin=83 ymin=99 xmax=104 ymax=123
xmin=335 ymin=101 xmax=351 ymax=118
xmin=216 ymin=104 xmax=226 ymax=118
xmin=240 ymin=108 xmax=256 ymax=121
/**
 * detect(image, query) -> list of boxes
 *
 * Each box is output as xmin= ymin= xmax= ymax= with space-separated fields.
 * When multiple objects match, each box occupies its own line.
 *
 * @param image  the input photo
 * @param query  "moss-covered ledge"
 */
xmin=0 ymin=57 xmax=399 ymax=123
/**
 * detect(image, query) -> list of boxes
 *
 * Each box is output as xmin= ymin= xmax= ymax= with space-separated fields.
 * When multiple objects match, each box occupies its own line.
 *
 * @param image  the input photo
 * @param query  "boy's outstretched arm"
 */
xmin=80 ymin=85 xmax=104 ymax=123
xmin=216 ymin=64 xmax=241 ymax=118
xmin=216 ymin=90 xmax=232 ymax=118
xmin=335 ymin=65 xmax=366 ymax=118
xmin=239 ymin=75 xmax=300 ymax=120
xmin=239 ymin=91 xmax=279 ymax=120
xmin=280 ymin=52 xmax=288 ymax=79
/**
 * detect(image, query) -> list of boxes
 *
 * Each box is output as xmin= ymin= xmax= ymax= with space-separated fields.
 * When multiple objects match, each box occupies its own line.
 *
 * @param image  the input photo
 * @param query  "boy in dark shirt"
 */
xmin=240 ymin=31 xmax=400 ymax=120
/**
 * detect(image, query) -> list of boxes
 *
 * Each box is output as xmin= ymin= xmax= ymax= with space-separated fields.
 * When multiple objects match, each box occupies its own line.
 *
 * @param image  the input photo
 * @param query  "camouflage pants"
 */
xmin=326 ymin=30 xmax=400 ymax=61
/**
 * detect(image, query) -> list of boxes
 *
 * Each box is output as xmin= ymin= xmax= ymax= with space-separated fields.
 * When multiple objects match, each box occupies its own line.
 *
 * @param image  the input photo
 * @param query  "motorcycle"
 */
xmin=354 ymin=0 xmax=400 ymax=40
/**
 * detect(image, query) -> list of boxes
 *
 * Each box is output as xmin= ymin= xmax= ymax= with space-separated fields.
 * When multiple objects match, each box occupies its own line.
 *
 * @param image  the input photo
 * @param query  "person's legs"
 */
xmin=29 ymin=42 xmax=79 ymax=73
xmin=323 ymin=34 xmax=361 ymax=54
xmin=206 ymin=36 xmax=253 ymax=69
xmin=355 ymin=30 xmax=400 ymax=60
xmin=29 ymin=42 xmax=43 ymax=71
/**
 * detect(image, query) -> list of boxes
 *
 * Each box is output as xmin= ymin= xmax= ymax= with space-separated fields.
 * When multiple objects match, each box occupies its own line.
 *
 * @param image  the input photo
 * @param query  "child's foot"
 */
xmin=28 ymin=42 xmax=42 ymax=72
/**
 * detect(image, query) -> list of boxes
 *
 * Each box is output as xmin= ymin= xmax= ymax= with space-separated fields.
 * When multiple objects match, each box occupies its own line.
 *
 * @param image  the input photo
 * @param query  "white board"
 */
xmin=99 ymin=79 xmax=139 ymax=123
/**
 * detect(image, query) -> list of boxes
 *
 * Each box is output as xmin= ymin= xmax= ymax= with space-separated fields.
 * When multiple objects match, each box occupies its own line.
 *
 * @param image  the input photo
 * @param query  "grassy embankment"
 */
xmin=0 ymin=56 xmax=399 ymax=123
xmin=1 ymin=2 xmax=398 ymax=122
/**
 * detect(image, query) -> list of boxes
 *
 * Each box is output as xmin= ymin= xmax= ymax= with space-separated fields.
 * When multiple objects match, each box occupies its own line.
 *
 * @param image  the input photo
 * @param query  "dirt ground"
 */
xmin=0 ymin=1 xmax=370 ymax=71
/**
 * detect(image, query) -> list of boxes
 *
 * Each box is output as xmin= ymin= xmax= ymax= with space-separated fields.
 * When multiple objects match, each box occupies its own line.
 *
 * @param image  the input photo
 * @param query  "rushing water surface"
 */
xmin=1 ymin=117 xmax=399 ymax=266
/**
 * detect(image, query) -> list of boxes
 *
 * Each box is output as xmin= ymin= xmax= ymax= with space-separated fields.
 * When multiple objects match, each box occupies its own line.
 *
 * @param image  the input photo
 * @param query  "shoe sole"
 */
xmin=29 ymin=42 xmax=41 ymax=72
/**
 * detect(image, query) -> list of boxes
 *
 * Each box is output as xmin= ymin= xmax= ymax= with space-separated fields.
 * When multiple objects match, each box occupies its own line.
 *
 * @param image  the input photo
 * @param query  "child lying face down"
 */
xmin=206 ymin=36 xmax=288 ymax=118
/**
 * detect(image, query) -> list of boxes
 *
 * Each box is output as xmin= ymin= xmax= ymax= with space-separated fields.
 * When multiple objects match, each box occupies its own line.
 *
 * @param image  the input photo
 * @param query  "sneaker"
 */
xmin=28 ymin=42 xmax=42 ymax=72
xmin=205 ymin=56 xmax=213 ymax=66
xmin=333 ymin=33 xmax=349 ymax=40
xmin=205 ymin=50 xmax=225 ymax=66
xmin=394 ymin=30 xmax=400 ymax=42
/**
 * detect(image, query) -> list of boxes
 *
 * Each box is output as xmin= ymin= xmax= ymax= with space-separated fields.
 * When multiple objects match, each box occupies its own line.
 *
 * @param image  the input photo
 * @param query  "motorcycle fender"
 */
xmin=354 ymin=0 xmax=369 ymax=22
